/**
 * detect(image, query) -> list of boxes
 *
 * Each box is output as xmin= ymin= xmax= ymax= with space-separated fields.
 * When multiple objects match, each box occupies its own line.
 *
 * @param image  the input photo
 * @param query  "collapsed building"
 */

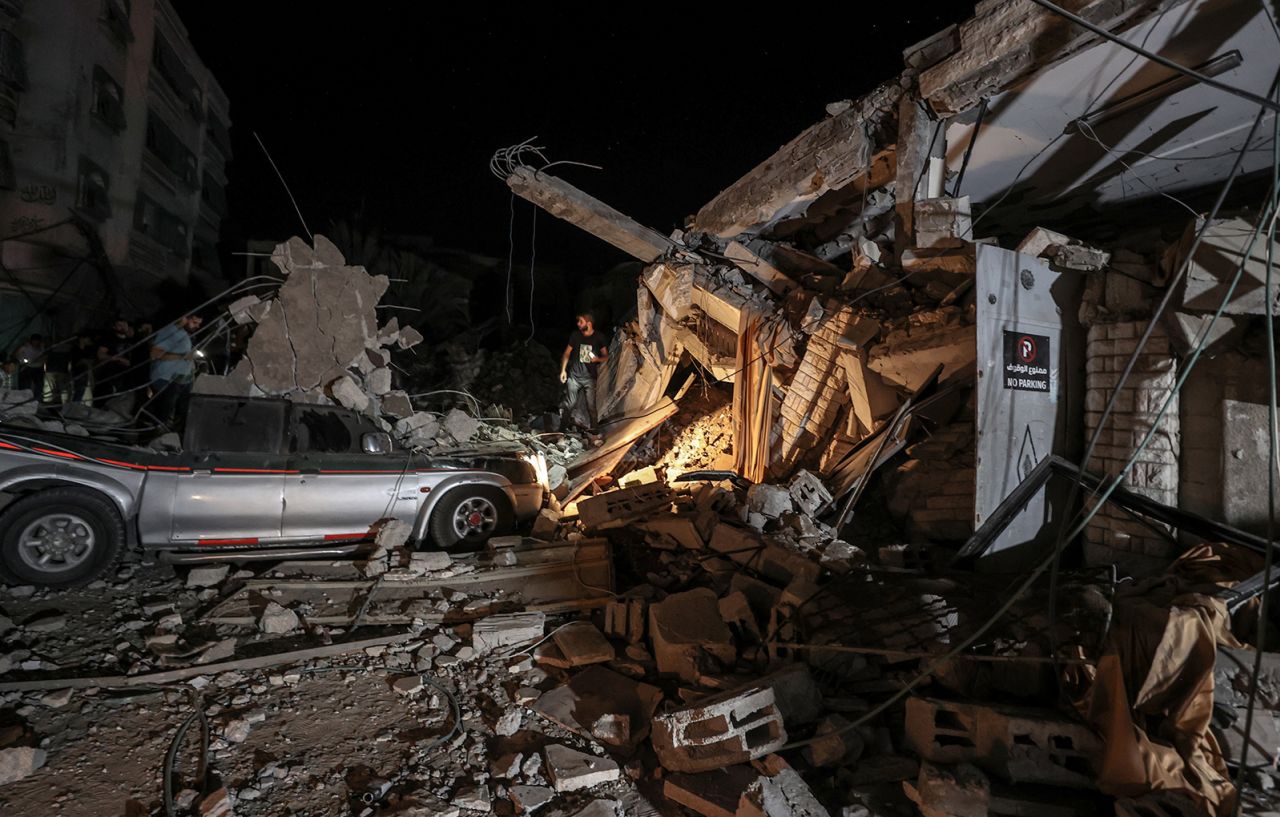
xmin=0 ymin=2 xmax=1279 ymax=817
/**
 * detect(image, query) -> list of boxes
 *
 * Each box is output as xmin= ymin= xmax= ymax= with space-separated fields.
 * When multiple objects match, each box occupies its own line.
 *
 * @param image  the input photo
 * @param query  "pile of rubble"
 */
xmin=200 ymin=235 xmax=560 ymax=458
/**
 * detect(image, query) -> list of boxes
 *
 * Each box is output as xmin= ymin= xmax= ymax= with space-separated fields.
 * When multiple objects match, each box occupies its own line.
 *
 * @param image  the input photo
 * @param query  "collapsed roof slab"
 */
xmin=693 ymin=81 xmax=903 ymax=240
xmin=918 ymin=0 xmax=1187 ymax=117
xmin=506 ymin=165 xmax=677 ymax=263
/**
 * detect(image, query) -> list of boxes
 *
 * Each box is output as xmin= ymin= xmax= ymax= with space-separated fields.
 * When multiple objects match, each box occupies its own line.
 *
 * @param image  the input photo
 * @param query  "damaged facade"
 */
xmin=0 ymin=2 xmax=1279 ymax=817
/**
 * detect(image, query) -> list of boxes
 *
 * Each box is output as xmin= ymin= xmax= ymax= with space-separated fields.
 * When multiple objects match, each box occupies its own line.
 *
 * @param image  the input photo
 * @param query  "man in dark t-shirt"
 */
xmin=558 ymin=311 xmax=608 ymax=430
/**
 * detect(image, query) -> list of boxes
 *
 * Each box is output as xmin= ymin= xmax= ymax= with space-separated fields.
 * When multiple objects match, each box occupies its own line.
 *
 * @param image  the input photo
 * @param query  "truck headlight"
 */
xmin=521 ymin=452 xmax=550 ymax=491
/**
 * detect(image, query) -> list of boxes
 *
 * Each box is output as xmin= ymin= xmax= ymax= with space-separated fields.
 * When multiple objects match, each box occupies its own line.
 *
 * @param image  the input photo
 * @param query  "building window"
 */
xmin=77 ymin=157 xmax=111 ymax=221
xmin=151 ymin=32 xmax=202 ymax=121
xmin=192 ymin=237 xmax=221 ymax=275
xmin=0 ymin=28 xmax=26 ymax=127
xmin=101 ymin=0 xmax=133 ymax=45
xmin=206 ymin=113 xmax=231 ymax=157
xmin=201 ymin=172 xmax=227 ymax=216
xmin=145 ymin=109 xmax=199 ymax=188
xmin=91 ymin=66 xmax=125 ymax=132
xmin=133 ymin=193 xmax=190 ymax=257
xmin=0 ymin=138 xmax=14 ymax=190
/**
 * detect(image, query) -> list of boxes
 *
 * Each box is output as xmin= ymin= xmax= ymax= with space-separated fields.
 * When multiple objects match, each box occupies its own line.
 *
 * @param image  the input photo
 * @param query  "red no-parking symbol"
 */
xmin=1017 ymin=335 xmax=1037 ymax=363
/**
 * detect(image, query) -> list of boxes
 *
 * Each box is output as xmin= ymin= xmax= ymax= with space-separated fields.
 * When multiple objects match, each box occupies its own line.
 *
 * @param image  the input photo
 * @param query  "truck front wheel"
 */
xmin=0 ymin=487 xmax=125 ymax=588
xmin=428 ymin=486 xmax=514 ymax=549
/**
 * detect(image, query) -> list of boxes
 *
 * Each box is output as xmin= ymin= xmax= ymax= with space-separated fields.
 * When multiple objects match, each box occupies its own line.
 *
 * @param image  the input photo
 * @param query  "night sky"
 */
xmin=177 ymin=5 xmax=973 ymax=275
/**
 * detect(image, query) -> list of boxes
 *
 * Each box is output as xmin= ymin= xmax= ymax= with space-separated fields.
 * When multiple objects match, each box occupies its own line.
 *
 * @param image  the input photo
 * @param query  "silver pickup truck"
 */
xmin=0 ymin=395 xmax=546 ymax=588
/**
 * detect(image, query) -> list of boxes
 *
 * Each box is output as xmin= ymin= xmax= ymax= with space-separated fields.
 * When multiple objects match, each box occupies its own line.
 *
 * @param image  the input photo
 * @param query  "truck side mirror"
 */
xmin=361 ymin=432 xmax=393 ymax=455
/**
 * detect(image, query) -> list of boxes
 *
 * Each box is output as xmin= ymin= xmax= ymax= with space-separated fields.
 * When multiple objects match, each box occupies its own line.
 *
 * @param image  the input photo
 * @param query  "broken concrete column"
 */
xmin=651 ymin=684 xmax=788 ymax=773
xmin=648 ymin=588 xmax=736 ymax=683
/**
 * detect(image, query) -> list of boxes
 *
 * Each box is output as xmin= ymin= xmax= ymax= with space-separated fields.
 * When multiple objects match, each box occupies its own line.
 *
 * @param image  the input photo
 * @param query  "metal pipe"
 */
xmin=157 ymin=545 xmax=364 ymax=564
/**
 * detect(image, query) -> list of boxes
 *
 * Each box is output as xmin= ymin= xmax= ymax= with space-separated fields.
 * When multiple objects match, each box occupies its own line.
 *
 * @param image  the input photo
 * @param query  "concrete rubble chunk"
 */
xmin=648 ymin=588 xmax=735 ymax=683
xmin=1172 ymin=215 xmax=1280 ymax=315
xmin=544 ymin=743 xmax=620 ymax=792
xmin=651 ymin=684 xmax=787 ymax=773
xmin=905 ymin=761 xmax=990 ymax=817
xmin=510 ymin=784 xmax=554 ymax=814
xmin=453 ymin=784 xmax=491 ymax=812
xmin=577 ymin=484 xmax=674 ymax=532
xmin=551 ymin=620 xmax=615 ymax=666
xmin=441 ymin=408 xmax=481 ymax=443
xmin=531 ymin=508 xmax=560 ymax=540
xmin=0 ymin=746 xmax=46 ymax=785
xmin=788 ymin=470 xmax=833 ymax=517
xmin=375 ymin=519 xmax=412 ymax=550
xmin=258 ymin=601 xmax=300 ymax=634
xmin=367 ymin=367 xmax=392 ymax=395
xmin=227 ymin=294 xmax=262 ymax=325
xmin=472 ymin=612 xmax=546 ymax=654
xmin=746 ymin=484 xmax=793 ymax=519
xmin=532 ymin=666 xmax=663 ymax=750
xmin=381 ymin=390 xmax=413 ymax=419
xmin=410 ymin=550 xmax=452 ymax=572
xmin=398 ymin=325 xmax=424 ymax=349
xmin=742 ymin=757 xmax=831 ymax=817
xmin=329 ymin=375 xmax=371 ymax=412
xmin=197 ymin=787 xmax=233 ymax=817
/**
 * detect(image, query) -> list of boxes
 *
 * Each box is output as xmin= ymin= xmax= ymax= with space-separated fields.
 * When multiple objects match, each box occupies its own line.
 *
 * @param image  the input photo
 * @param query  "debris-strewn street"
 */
xmin=3 ymin=1 xmax=1280 ymax=816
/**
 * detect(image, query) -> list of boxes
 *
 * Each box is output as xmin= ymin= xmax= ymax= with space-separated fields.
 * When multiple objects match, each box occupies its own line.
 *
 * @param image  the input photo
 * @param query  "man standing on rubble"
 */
xmin=149 ymin=313 xmax=202 ymax=431
xmin=559 ymin=311 xmax=608 ymax=430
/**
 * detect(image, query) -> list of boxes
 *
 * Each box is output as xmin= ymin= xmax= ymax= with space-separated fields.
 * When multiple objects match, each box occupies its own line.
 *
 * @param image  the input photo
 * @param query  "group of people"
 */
xmin=1 ymin=313 xmax=205 ymax=430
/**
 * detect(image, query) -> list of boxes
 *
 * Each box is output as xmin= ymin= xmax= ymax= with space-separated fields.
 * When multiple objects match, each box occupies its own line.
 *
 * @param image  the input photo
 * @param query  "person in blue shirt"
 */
xmin=149 ymin=314 xmax=202 ymax=430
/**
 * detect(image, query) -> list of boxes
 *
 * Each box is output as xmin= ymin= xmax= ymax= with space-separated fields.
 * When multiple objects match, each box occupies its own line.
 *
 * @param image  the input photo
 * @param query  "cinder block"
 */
xmin=904 ymin=697 xmax=1101 ymax=788
xmin=651 ymin=685 xmax=787 ymax=773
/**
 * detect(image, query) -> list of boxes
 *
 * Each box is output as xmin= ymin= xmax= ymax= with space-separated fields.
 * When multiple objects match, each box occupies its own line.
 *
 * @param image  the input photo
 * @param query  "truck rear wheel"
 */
xmin=0 ymin=487 xmax=125 ymax=588
xmin=428 ymin=486 xmax=514 ymax=549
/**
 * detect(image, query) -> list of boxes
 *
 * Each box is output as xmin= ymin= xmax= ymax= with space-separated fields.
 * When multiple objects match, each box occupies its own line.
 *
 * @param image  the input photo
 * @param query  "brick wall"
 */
xmin=888 ymin=408 xmax=976 ymax=541
xmin=1083 ymin=320 xmax=1180 ymax=575
xmin=772 ymin=306 xmax=854 ymax=473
